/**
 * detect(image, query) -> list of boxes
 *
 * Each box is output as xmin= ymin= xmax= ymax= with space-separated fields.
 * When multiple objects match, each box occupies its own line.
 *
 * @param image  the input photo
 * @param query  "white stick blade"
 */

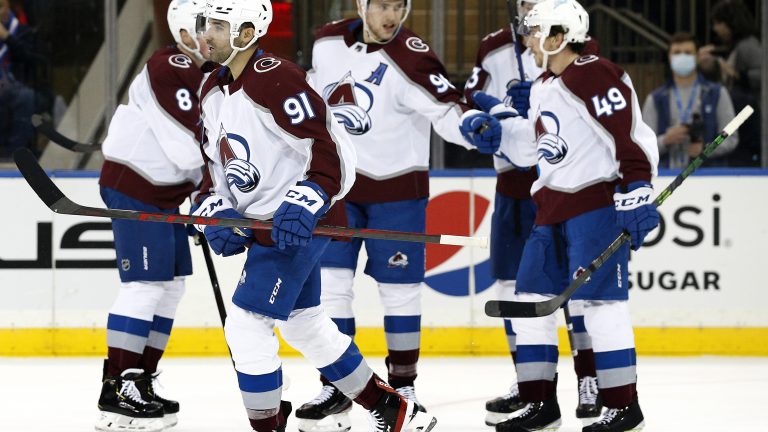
xmin=440 ymin=235 xmax=489 ymax=248
xmin=723 ymin=105 xmax=754 ymax=136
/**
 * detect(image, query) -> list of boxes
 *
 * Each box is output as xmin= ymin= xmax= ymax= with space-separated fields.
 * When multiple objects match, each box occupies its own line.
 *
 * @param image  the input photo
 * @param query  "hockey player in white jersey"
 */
xmin=465 ymin=1 xmax=603 ymax=425
xmin=95 ymin=1 xmax=210 ymax=431
xmin=192 ymin=1 xmax=437 ymax=431
xmin=464 ymin=1 xmax=658 ymax=431
xmin=297 ymin=1 xmax=500 ymax=430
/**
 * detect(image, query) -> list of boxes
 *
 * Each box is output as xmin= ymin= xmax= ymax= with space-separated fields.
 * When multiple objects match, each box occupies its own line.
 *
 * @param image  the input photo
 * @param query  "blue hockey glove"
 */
xmin=472 ymin=91 xmax=518 ymax=120
xmin=614 ymin=182 xmax=659 ymax=251
xmin=193 ymin=195 xmax=253 ymax=256
xmin=506 ymin=81 xmax=532 ymax=118
xmin=271 ymin=181 xmax=330 ymax=250
xmin=459 ymin=109 xmax=502 ymax=154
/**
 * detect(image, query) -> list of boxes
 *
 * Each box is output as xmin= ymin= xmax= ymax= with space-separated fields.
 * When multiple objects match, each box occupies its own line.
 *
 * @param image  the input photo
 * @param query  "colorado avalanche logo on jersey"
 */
xmin=217 ymin=127 xmax=260 ymax=193
xmin=322 ymin=72 xmax=374 ymax=135
xmin=535 ymin=111 xmax=569 ymax=164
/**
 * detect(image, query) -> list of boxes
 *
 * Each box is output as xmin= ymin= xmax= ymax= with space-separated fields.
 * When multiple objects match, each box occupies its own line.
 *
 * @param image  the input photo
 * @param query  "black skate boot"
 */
xmin=485 ymin=383 xmax=526 ymax=425
xmin=495 ymin=397 xmax=561 ymax=432
xmin=368 ymin=390 xmax=437 ymax=432
xmin=296 ymin=384 xmax=353 ymax=432
xmin=136 ymin=370 xmax=181 ymax=428
xmin=395 ymin=385 xmax=427 ymax=413
xmin=576 ymin=376 xmax=602 ymax=422
xmin=96 ymin=367 xmax=165 ymax=432
xmin=582 ymin=397 xmax=644 ymax=432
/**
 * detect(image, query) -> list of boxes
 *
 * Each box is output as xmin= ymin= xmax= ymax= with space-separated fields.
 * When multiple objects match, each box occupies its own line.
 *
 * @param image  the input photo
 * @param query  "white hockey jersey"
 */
xmin=100 ymin=47 xmax=205 ymax=209
xmin=198 ymin=50 xmax=356 ymax=226
xmin=463 ymin=28 xmax=542 ymax=199
xmin=499 ymin=55 xmax=659 ymax=224
xmin=309 ymin=19 xmax=471 ymax=202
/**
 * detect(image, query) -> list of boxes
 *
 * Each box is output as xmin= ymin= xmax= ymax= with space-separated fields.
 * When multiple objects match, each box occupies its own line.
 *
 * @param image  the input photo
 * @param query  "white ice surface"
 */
xmin=2 ymin=356 xmax=767 ymax=431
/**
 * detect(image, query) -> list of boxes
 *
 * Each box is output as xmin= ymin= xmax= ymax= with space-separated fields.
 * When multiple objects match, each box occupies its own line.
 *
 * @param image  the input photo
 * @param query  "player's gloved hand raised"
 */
xmin=472 ymin=91 xmax=519 ymax=120
xmin=271 ymin=181 xmax=330 ymax=250
xmin=459 ymin=109 xmax=502 ymax=154
xmin=192 ymin=195 xmax=253 ymax=256
xmin=614 ymin=182 xmax=659 ymax=251
xmin=506 ymin=82 xmax=532 ymax=118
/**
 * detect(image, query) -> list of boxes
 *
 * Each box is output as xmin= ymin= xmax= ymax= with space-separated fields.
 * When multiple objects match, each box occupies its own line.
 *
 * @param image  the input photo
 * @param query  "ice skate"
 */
xmin=136 ymin=370 xmax=180 ymax=428
xmin=495 ymin=397 xmax=561 ymax=432
xmin=95 ymin=368 xmax=165 ymax=432
xmin=582 ymin=397 xmax=644 ymax=432
xmin=296 ymin=384 xmax=352 ymax=432
xmin=368 ymin=390 xmax=437 ymax=432
xmin=576 ymin=376 xmax=602 ymax=425
xmin=485 ymin=382 xmax=526 ymax=425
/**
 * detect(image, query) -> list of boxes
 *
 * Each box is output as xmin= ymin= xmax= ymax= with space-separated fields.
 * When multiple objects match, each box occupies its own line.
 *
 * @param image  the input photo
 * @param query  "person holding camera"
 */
xmin=642 ymin=32 xmax=738 ymax=169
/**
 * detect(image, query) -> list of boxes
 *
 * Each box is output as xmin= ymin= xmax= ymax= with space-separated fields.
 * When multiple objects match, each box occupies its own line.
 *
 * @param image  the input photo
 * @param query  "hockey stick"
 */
xmin=31 ymin=114 xmax=102 ymax=152
xmin=12 ymin=148 xmax=488 ymax=248
xmin=505 ymin=0 xmax=526 ymax=81
xmin=194 ymin=234 xmax=228 ymax=327
xmin=485 ymin=105 xmax=754 ymax=318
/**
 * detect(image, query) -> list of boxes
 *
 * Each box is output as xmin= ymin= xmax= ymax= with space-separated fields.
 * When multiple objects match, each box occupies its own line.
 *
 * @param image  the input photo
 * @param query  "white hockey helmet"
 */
xmin=167 ymin=0 xmax=206 ymax=60
xmin=200 ymin=0 xmax=273 ymax=65
xmin=357 ymin=0 xmax=412 ymax=44
xmin=522 ymin=0 xmax=590 ymax=68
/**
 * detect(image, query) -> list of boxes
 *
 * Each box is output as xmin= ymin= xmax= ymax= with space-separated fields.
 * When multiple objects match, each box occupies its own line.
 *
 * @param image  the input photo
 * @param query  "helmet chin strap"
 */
xmin=538 ymin=30 xmax=569 ymax=72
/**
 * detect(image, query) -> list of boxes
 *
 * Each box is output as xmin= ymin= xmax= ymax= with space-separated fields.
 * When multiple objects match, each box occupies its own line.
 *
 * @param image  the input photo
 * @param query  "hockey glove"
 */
xmin=459 ymin=109 xmax=502 ymax=154
xmin=472 ymin=91 xmax=519 ymax=120
xmin=271 ymin=181 xmax=330 ymax=250
xmin=614 ymin=182 xmax=659 ymax=251
xmin=193 ymin=195 xmax=253 ymax=256
xmin=506 ymin=82 xmax=532 ymax=118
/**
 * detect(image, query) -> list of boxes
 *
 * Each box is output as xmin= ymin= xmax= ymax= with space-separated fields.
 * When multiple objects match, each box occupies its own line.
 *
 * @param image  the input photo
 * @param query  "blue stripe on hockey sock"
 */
xmin=150 ymin=316 xmax=174 ymax=335
xmin=504 ymin=319 xmax=517 ymax=336
xmin=515 ymin=344 xmax=559 ymax=363
xmin=383 ymin=315 xmax=421 ymax=333
xmin=318 ymin=341 xmax=364 ymax=382
xmin=331 ymin=318 xmax=356 ymax=337
xmin=594 ymin=348 xmax=637 ymax=369
xmin=571 ymin=315 xmax=587 ymax=333
xmin=107 ymin=314 xmax=152 ymax=337
xmin=236 ymin=368 xmax=283 ymax=393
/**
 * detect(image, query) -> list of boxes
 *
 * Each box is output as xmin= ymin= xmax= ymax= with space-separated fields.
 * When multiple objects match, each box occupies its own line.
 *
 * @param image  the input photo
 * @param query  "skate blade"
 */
xmin=297 ymin=411 xmax=352 ymax=432
xmin=405 ymin=411 xmax=437 ymax=432
xmin=163 ymin=412 xmax=178 ymax=428
xmin=485 ymin=406 xmax=527 ymax=426
xmin=579 ymin=415 xmax=601 ymax=427
xmin=95 ymin=411 xmax=165 ymax=432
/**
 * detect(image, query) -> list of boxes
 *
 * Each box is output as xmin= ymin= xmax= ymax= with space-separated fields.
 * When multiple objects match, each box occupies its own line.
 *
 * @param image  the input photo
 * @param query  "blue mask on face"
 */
xmin=670 ymin=53 xmax=697 ymax=77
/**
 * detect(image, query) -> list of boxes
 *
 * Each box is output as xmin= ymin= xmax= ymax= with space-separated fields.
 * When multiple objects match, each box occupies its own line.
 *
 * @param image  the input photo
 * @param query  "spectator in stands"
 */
xmin=699 ymin=0 xmax=762 ymax=166
xmin=643 ymin=32 xmax=738 ymax=169
xmin=0 ymin=0 xmax=40 ymax=159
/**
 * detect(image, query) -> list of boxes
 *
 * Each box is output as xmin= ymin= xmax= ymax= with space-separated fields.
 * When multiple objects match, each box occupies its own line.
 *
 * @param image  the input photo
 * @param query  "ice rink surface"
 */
xmin=2 ymin=356 xmax=767 ymax=432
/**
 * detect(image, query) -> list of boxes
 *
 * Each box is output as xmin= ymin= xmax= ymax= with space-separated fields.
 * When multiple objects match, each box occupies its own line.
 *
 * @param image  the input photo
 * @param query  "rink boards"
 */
xmin=1 ymin=169 xmax=767 ymax=356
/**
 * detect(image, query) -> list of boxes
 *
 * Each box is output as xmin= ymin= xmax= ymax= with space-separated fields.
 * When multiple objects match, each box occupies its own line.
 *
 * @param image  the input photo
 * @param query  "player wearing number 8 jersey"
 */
xmin=480 ymin=1 xmax=659 ymax=431
xmin=95 ymin=1 xmax=211 ymax=431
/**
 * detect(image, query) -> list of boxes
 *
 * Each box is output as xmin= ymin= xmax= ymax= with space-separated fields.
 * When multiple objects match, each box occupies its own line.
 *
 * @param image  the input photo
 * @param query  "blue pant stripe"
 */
xmin=107 ymin=314 xmax=152 ymax=337
xmin=383 ymin=315 xmax=421 ymax=333
xmin=318 ymin=341 xmax=364 ymax=382
xmin=151 ymin=316 xmax=174 ymax=335
xmin=332 ymin=318 xmax=356 ymax=337
xmin=236 ymin=368 xmax=283 ymax=393
xmin=594 ymin=348 xmax=637 ymax=369
xmin=515 ymin=345 xmax=559 ymax=364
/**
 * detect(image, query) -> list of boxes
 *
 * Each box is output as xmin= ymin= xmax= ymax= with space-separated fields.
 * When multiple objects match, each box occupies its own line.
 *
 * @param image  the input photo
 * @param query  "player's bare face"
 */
xmin=204 ymin=18 xmax=234 ymax=64
xmin=526 ymin=27 xmax=545 ymax=68
xmin=180 ymin=29 xmax=210 ymax=60
xmin=364 ymin=0 xmax=406 ymax=42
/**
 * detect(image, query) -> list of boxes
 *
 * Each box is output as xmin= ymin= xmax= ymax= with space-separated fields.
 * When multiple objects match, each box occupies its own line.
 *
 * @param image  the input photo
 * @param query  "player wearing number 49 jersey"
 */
xmin=466 ymin=1 xmax=660 ymax=431
xmin=95 ymin=1 xmax=211 ymax=431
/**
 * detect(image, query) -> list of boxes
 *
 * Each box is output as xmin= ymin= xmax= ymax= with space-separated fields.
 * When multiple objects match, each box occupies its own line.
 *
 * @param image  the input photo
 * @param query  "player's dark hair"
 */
xmin=668 ymin=32 xmax=698 ymax=51
xmin=549 ymin=25 xmax=585 ymax=54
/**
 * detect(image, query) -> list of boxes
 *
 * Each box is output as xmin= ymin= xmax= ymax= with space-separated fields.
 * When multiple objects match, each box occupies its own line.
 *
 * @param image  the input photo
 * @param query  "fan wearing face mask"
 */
xmin=641 ymin=32 xmax=738 ymax=169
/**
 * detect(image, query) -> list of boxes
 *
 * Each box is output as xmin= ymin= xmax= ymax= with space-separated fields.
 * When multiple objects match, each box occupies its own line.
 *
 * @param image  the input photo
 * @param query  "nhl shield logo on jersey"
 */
xmin=217 ymin=126 xmax=261 ymax=194
xmin=535 ymin=111 xmax=569 ymax=164
xmin=388 ymin=251 xmax=409 ymax=268
xmin=121 ymin=259 xmax=130 ymax=271
xmin=322 ymin=72 xmax=374 ymax=135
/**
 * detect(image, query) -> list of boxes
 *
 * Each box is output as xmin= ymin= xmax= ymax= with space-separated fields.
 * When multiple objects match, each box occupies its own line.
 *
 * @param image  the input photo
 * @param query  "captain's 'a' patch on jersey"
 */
xmin=322 ymin=72 xmax=375 ymax=136
xmin=217 ymin=125 xmax=261 ymax=194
